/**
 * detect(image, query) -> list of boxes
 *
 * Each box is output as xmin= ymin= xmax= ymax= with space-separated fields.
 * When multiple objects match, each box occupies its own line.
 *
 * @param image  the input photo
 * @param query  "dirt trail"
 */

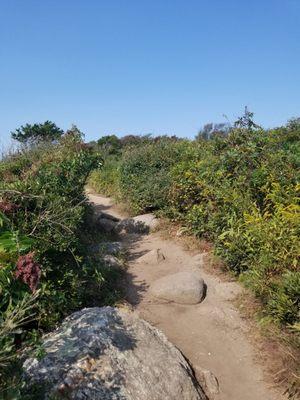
xmin=89 ymin=193 xmax=285 ymax=400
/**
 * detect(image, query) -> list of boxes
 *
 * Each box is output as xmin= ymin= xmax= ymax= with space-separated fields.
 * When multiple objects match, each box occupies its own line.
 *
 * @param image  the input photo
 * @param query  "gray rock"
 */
xmin=117 ymin=214 xmax=159 ymax=234
xmin=133 ymin=214 xmax=159 ymax=230
xmin=101 ymin=241 xmax=124 ymax=255
xmin=88 ymin=241 xmax=124 ymax=256
xmin=103 ymin=254 xmax=123 ymax=269
xmin=98 ymin=212 xmax=120 ymax=222
xmin=23 ymin=307 xmax=207 ymax=400
xmin=150 ymin=272 xmax=205 ymax=304
xmin=136 ymin=248 xmax=165 ymax=264
xmin=97 ymin=218 xmax=117 ymax=233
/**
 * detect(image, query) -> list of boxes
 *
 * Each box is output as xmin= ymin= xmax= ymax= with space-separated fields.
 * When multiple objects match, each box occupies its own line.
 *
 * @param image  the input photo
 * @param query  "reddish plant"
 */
xmin=15 ymin=252 xmax=41 ymax=292
xmin=0 ymin=200 xmax=19 ymax=214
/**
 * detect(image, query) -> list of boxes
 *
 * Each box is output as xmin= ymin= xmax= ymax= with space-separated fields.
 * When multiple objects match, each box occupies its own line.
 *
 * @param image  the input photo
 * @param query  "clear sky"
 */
xmin=0 ymin=0 xmax=299 ymax=146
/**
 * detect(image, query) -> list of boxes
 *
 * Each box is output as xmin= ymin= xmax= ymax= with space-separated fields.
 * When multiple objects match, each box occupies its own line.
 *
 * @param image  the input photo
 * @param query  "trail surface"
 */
xmin=89 ymin=192 xmax=285 ymax=400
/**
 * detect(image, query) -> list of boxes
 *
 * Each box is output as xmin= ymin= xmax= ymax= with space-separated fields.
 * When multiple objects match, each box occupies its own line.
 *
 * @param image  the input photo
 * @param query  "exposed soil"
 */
xmin=89 ymin=192 xmax=286 ymax=400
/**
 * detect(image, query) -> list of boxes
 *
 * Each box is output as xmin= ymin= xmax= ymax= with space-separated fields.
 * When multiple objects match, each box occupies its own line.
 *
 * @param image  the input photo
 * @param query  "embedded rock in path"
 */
xmin=117 ymin=213 xmax=159 ymax=234
xmin=103 ymin=254 xmax=123 ymax=269
xmin=23 ymin=307 xmax=207 ymax=400
xmin=98 ymin=211 xmax=120 ymax=222
xmin=101 ymin=241 xmax=124 ymax=254
xmin=88 ymin=241 xmax=124 ymax=256
xmin=136 ymin=248 xmax=166 ymax=264
xmin=150 ymin=272 xmax=206 ymax=304
xmin=97 ymin=217 xmax=117 ymax=233
xmin=132 ymin=213 xmax=159 ymax=230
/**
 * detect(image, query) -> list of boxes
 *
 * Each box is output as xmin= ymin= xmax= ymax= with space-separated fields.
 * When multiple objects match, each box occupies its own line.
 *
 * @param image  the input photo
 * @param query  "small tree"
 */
xmin=11 ymin=121 xmax=64 ymax=146
xmin=286 ymin=117 xmax=300 ymax=131
xmin=97 ymin=135 xmax=122 ymax=155
xmin=234 ymin=107 xmax=260 ymax=130
xmin=196 ymin=122 xmax=231 ymax=140
xmin=65 ymin=124 xmax=85 ymax=141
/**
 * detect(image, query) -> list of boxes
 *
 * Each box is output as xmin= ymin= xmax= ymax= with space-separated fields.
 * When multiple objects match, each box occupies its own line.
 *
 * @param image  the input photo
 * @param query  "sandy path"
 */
xmin=89 ymin=193 xmax=285 ymax=400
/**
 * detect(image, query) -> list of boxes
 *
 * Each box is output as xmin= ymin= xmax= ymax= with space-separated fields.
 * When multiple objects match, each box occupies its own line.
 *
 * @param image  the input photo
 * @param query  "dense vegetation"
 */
xmin=89 ymin=116 xmax=300 ymax=331
xmin=0 ymin=127 xmax=121 ymax=398
xmin=1 ymin=114 xmax=299 ymax=396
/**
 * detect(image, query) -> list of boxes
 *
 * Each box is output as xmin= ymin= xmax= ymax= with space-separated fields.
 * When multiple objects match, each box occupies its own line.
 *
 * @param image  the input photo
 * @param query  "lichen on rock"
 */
xmin=23 ymin=307 xmax=207 ymax=399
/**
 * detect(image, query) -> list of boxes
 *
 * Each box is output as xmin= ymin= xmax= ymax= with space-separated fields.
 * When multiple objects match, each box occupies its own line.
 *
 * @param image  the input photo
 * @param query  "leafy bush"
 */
xmin=0 ymin=131 xmax=116 ymax=395
xmin=88 ymin=157 xmax=121 ymax=198
xmin=169 ymin=125 xmax=300 ymax=326
xmin=89 ymin=138 xmax=188 ymax=213
xmin=89 ymin=121 xmax=300 ymax=329
xmin=118 ymin=139 xmax=189 ymax=213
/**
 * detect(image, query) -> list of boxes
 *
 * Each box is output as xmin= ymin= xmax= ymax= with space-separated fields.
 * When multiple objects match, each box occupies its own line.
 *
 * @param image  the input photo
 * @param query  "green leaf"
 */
xmin=0 ymin=231 xmax=34 ymax=253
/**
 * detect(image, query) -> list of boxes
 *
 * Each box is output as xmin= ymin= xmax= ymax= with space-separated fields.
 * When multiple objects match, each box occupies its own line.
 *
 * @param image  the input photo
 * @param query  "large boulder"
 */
xmin=117 ymin=213 xmax=159 ymax=234
xmin=23 ymin=307 xmax=207 ymax=400
xmin=150 ymin=272 xmax=206 ymax=304
xmin=132 ymin=213 xmax=159 ymax=230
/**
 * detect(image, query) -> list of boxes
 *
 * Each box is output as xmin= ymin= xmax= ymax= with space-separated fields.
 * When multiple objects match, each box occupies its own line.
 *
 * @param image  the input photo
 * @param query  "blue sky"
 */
xmin=0 ymin=0 xmax=299 ymax=146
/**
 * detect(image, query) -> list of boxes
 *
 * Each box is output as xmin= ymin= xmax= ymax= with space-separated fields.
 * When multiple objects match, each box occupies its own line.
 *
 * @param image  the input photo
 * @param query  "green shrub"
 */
xmin=117 ymin=139 xmax=189 ymax=214
xmin=88 ymin=138 xmax=189 ymax=214
xmin=267 ymin=271 xmax=300 ymax=325
xmin=0 ymin=132 xmax=115 ymax=395
xmin=90 ymin=122 xmax=300 ymax=328
xmin=88 ymin=156 xmax=121 ymax=197
xmin=171 ymin=126 xmax=300 ymax=326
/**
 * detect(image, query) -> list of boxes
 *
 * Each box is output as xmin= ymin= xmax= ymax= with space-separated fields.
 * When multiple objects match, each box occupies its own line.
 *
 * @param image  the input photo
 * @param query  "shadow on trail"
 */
xmin=90 ymin=196 xmax=151 ymax=308
xmin=92 ymin=202 xmax=115 ymax=214
xmin=120 ymin=233 xmax=150 ymax=306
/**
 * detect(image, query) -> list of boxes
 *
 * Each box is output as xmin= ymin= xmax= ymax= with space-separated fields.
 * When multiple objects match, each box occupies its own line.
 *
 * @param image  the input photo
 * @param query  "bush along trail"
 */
xmin=0 ymin=113 xmax=299 ymax=399
xmin=88 ymin=114 xmax=300 ymax=398
xmin=0 ymin=127 xmax=124 ymax=398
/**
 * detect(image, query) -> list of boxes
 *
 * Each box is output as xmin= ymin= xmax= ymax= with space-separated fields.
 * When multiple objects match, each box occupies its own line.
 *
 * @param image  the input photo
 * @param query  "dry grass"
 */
xmin=236 ymin=294 xmax=300 ymax=399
